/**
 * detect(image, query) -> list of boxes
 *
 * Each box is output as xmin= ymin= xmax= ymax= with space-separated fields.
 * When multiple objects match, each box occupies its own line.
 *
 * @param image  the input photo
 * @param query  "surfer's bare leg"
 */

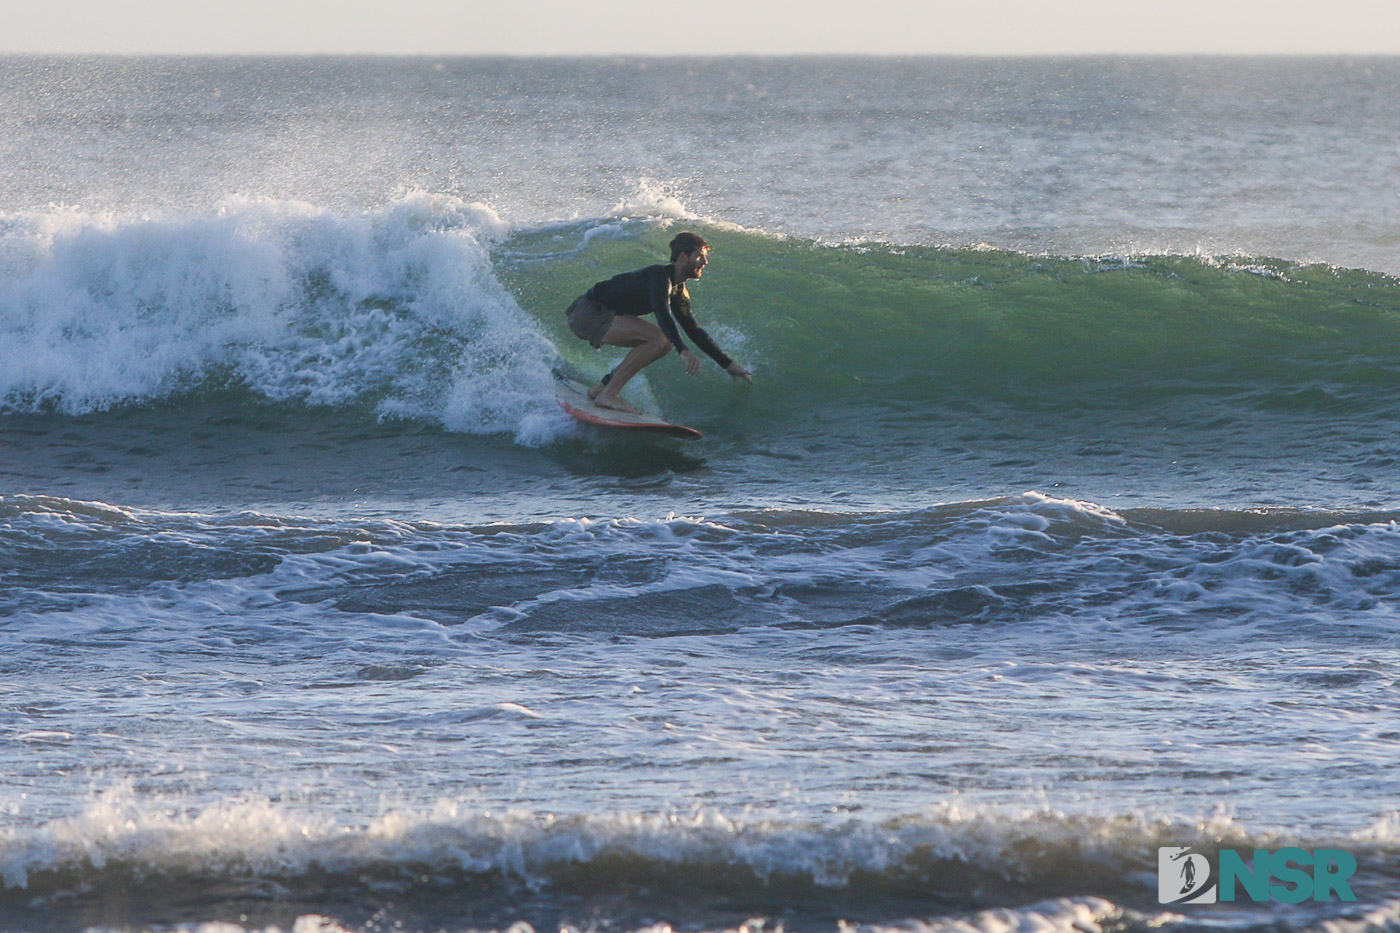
xmin=589 ymin=315 xmax=671 ymax=415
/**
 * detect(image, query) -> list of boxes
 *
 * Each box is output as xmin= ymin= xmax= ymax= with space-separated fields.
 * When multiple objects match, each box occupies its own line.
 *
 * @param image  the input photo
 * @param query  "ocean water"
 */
xmin=1 ymin=56 xmax=1399 ymax=933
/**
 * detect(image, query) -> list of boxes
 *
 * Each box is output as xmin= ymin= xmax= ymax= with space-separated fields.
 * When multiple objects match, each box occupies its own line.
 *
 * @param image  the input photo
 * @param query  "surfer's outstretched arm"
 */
xmin=671 ymin=301 xmax=750 ymax=382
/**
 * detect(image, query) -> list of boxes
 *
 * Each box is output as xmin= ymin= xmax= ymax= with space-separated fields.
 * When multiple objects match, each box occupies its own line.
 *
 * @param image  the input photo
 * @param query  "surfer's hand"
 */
xmin=726 ymin=362 xmax=753 ymax=383
xmin=680 ymin=349 xmax=702 ymax=376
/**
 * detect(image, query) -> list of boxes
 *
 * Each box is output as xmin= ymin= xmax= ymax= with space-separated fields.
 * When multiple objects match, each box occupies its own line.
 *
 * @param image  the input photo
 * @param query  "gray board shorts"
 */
xmin=565 ymin=294 xmax=615 ymax=349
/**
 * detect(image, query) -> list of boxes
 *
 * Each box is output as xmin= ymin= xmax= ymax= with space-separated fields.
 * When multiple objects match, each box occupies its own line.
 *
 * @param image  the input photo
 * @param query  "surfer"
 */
xmin=1180 ymin=857 xmax=1196 ymax=893
xmin=564 ymin=231 xmax=752 ymax=414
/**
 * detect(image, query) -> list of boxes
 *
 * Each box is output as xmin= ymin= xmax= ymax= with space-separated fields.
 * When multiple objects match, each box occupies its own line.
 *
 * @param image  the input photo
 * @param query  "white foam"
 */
xmin=0 ymin=193 xmax=566 ymax=444
xmin=608 ymin=181 xmax=700 ymax=222
xmin=0 ymin=783 xmax=1256 ymax=894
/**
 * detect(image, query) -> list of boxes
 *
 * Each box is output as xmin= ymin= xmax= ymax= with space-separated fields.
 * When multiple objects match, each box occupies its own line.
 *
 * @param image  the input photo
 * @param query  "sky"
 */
xmin=5 ymin=0 xmax=1400 ymax=56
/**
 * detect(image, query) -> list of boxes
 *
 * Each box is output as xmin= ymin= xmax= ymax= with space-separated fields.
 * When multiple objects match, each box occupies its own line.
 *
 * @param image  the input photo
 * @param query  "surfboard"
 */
xmin=552 ymin=370 xmax=703 ymax=439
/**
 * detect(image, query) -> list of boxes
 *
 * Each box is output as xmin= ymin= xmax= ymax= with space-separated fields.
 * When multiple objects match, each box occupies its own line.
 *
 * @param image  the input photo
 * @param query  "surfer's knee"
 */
xmin=649 ymin=334 xmax=673 ymax=357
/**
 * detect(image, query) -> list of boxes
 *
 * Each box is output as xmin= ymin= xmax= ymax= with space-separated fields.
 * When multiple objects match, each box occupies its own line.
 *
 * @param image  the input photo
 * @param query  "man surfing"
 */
xmin=564 ymin=231 xmax=752 ymax=414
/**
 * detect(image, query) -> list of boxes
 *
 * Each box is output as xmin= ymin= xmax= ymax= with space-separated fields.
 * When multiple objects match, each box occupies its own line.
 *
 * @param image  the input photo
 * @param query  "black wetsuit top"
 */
xmin=586 ymin=264 xmax=733 ymax=369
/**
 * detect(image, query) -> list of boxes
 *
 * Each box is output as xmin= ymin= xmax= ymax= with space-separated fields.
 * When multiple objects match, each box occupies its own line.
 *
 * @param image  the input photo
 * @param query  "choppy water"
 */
xmin=1 ymin=56 xmax=1398 ymax=933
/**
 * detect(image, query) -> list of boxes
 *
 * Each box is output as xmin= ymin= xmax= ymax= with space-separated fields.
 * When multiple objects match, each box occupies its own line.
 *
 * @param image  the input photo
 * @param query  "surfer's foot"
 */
xmin=586 ymin=371 xmax=615 ymax=400
xmin=593 ymin=392 xmax=643 ymax=415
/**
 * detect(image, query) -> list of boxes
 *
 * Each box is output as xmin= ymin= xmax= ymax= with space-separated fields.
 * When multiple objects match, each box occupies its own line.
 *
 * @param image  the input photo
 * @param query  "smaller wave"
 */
xmin=3 ymin=794 xmax=1396 ymax=932
xmin=7 ymin=493 xmax=1400 ymax=645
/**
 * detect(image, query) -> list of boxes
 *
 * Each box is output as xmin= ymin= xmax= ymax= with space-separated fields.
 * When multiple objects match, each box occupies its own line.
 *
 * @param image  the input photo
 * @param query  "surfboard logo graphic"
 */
xmin=1159 ymin=847 xmax=1218 ymax=904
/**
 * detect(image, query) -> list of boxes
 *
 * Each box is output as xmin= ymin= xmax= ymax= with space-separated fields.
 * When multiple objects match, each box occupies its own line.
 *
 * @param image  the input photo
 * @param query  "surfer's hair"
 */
xmin=669 ymin=231 xmax=709 ymax=262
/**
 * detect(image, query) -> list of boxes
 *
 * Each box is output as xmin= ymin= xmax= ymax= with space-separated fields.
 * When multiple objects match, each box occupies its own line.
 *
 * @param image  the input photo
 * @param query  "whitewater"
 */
xmin=1 ymin=55 xmax=1399 ymax=933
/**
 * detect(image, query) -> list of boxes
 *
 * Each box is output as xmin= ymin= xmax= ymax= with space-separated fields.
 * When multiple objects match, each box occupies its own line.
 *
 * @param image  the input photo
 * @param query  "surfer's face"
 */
xmin=679 ymin=248 xmax=709 ymax=280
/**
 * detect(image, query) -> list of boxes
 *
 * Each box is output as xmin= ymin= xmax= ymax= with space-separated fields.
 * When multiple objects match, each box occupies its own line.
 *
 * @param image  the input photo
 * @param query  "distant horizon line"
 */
xmin=3 ymin=50 xmax=1399 ymax=58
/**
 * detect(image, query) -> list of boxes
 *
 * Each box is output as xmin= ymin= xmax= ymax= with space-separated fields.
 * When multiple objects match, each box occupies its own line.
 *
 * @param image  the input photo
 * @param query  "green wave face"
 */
xmin=508 ymin=223 xmax=1400 ymax=420
xmin=498 ymin=222 xmax=1400 ymax=507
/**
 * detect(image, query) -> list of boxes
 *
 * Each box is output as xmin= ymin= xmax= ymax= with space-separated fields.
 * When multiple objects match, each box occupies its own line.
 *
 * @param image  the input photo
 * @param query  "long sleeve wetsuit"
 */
xmin=585 ymin=264 xmax=733 ymax=369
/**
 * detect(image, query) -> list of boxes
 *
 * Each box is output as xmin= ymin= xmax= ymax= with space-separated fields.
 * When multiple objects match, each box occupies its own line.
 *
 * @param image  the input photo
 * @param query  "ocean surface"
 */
xmin=1 ymin=56 xmax=1399 ymax=933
